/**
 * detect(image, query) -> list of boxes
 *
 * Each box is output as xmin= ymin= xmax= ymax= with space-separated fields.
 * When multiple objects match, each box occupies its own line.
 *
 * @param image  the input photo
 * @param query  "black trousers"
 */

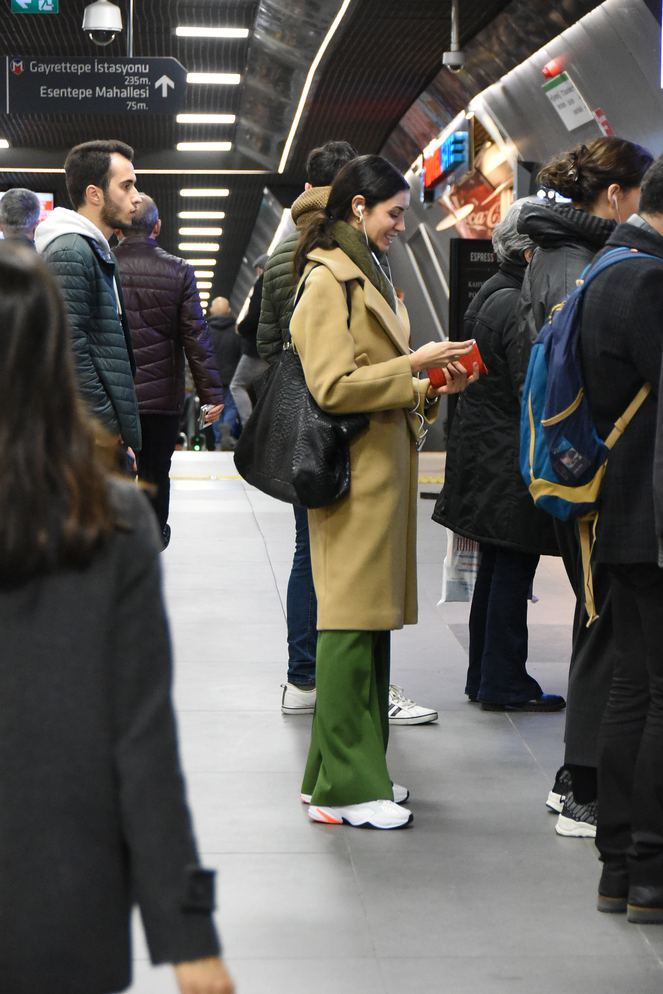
xmin=136 ymin=413 xmax=181 ymax=533
xmin=467 ymin=544 xmax=542 ymax=705
xmin=596 ymin=564 xmax=663 ymax=884
xmin=555 ymin=518 xmax=618 ymax=767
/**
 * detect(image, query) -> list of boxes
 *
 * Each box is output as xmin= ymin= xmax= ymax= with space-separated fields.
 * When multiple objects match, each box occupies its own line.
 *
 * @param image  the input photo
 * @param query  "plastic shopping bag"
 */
xmin=439 ymin=529 xmax=480 ymax=603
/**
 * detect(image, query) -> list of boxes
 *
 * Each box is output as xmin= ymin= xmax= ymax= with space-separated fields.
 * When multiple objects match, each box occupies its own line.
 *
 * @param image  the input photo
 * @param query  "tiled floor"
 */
xmin=126 ymin=451 xmax=663 ymax=994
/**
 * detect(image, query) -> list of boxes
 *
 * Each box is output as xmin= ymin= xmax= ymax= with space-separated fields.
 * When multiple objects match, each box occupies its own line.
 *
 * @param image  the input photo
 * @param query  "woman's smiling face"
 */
xmin=358 ymin=189 xmax=410 ymax=253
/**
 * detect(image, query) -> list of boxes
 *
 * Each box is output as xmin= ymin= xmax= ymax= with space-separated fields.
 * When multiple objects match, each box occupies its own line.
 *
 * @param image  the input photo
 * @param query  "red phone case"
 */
xmin=427 ymin=341 xmax=488 ymax=387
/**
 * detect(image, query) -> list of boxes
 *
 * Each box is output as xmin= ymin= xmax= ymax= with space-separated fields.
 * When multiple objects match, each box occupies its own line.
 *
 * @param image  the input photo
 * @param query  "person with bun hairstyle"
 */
xmin=290 ymin=154 xmax=478 ymax=830
xmin=517 ymin=137 xmax=653 ymax=839
xmin=0 ymin=243 xmax=234 ymax=994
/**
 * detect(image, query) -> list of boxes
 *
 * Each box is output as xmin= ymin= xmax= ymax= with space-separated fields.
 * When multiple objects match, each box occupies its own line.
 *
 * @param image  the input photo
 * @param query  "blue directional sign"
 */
xmin=11 ymin=0 xmax=59 ymax=12
xmin=4 ymin=56 xmax=186 ymax=114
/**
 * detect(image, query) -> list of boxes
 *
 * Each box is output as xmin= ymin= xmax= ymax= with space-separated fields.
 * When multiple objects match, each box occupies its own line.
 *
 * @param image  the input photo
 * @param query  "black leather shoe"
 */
xmin=597 ymin=862 xmax=628 ymax=913
xmin=627 ymin=883 xmax=663 ymax=924
xmin=481 ymin=694 xmax=566 ymax=713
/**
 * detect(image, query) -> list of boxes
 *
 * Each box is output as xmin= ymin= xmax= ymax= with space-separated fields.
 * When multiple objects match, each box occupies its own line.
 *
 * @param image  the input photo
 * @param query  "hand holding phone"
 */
xmin=427 ymin=340 xmax=487 ymax=388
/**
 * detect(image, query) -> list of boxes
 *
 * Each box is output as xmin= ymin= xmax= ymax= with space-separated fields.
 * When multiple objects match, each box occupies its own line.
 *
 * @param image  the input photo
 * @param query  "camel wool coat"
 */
xmin=290 ymin=246 xmax=437 ymax=631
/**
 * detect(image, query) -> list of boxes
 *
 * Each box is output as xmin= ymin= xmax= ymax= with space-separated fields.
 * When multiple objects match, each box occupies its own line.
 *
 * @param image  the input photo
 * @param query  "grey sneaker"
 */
xmin=555 ymin=790 xmax=597 ymax=838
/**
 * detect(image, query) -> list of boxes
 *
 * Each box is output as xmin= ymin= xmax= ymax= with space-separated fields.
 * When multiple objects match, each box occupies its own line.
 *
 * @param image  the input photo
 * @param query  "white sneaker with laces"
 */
xmin=281 ymin=683 xmax=316 ymax=715
xmin=388 ymin=685 xmax=438 ymax=725
xmin=301 ymin=782 xmax=409 ymax=805
xmin=308 ymin=799 xmax=413 ymax=829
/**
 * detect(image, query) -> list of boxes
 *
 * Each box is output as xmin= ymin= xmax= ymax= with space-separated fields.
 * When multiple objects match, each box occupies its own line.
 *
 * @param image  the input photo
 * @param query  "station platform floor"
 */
xmin=128 ymin=451 xmax=663 ymax=994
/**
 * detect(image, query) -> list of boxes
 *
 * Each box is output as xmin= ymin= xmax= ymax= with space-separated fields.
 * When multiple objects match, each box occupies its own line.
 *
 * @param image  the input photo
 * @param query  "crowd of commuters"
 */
xmin=4 ymin=124 xmax=663 ymax=991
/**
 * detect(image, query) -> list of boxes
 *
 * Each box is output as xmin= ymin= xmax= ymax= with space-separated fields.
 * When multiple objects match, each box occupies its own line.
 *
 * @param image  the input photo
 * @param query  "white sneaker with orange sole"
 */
xmin=308 ymin=799 xmax=413 ymax=829
xmin=301 ymin=783 xmax=409 ymax=805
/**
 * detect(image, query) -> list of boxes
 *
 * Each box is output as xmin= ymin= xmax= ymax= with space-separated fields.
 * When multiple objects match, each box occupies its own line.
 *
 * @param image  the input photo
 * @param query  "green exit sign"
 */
xmin=11 ymin=0 xmax=59 ymax=12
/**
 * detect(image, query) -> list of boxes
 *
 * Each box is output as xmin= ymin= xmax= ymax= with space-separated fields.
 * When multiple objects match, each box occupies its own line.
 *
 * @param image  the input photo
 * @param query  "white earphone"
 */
xmin=356 ymin=204 xmax=364 ymax=219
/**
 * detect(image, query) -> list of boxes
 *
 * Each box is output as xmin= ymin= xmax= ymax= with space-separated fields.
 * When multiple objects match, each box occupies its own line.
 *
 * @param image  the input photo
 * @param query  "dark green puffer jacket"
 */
xmin=37 ymin=210 xmax=141 ymax=449
xmin=257 ymin=186 xmax=330 ymax=363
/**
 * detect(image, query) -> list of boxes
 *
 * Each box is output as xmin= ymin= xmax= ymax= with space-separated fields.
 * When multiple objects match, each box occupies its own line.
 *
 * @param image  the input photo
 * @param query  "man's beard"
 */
xmin=101 ymin=194 xmax=130 ymax=232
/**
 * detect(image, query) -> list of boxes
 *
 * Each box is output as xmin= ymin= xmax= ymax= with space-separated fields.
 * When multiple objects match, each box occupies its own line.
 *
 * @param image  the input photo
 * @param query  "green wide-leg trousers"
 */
xmin=302 ymin=630 xmax=393 ymax=806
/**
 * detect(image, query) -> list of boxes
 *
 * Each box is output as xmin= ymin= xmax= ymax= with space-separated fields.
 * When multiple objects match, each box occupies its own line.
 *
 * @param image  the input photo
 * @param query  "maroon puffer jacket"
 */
xmin=115 ymin=235 xmax=224 ymax=413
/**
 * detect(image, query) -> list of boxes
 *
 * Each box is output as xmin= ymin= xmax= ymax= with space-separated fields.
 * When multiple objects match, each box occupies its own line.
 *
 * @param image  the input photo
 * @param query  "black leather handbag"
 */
xmin=233 ymin=269 xmax=369 ymax=508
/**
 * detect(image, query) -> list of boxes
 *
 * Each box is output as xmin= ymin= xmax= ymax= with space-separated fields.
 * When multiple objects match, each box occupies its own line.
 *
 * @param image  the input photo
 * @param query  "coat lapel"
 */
xmin=308 ymin=247 xmax=411 ymax=356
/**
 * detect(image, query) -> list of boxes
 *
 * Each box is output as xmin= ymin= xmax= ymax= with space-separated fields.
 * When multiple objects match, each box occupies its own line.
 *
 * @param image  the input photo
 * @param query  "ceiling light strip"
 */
xmin=176 ymin=113 xmax=236 ymax=125
xmin=179 ymin=227 xmax=223 ymax=236
xmin=176 ymin=27 xmax=249 ymax=39
xmin=179 ymin=211 xmax=226 ymax=219
xmin=177 ymin=142 xmax=232 ymax=152
xmin=277 ymin=0 xmax=353 ymax=174
xmin=178 ymin=242 xmax=220 ymax=251
xmin=187 ymin=72 xmax=241 ymax=85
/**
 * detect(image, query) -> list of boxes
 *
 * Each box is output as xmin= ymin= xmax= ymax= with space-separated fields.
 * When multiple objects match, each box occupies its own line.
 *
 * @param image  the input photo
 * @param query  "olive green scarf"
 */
xmin=332 ymin=220 xmax=397 ymax=312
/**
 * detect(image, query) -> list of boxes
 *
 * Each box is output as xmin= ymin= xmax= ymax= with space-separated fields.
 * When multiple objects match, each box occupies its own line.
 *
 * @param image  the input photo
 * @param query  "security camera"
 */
xmin=442 ymin=50 xmax=465 ymax=73
xmin=82 ymin=0 xmax=123 ymax=46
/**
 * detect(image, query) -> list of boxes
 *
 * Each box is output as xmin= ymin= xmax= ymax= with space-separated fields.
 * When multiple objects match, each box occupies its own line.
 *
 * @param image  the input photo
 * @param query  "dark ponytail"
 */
xmin=537 ymin=137 xmax=653 ymax=207
xmin=294 ymin=154 xmax=409 ymax=277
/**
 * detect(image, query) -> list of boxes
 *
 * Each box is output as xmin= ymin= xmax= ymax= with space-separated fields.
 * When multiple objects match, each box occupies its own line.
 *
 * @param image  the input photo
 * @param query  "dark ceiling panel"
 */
xmin=282 ymin=0 xmax=512 ymax=178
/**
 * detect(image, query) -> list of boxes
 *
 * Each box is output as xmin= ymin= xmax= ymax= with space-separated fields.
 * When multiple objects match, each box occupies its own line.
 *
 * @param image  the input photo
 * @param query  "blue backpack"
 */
xmin=520 ymin=246 xmax=658 ymax=622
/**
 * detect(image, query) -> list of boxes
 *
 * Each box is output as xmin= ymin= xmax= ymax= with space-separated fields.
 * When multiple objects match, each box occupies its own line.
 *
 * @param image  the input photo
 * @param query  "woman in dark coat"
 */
xmin=433 ymin=199 xmax=560 ymax=711
xmin=0 ymin=244 xmax=234 ymax=994
xmin=516 ymin=137 xmax=653 ymax=838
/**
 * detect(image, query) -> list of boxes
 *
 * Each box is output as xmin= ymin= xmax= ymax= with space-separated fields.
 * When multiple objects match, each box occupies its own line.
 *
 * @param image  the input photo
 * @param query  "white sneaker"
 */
xmin=308 ymin=799 xmax=413 ymax=829
xmin=301 ymin=782 xmax=409 ymax=805
xmin=388 ymin=685 xmax=438 ymax=725
xmin=281 ymin=683 xmax=316 ymax=715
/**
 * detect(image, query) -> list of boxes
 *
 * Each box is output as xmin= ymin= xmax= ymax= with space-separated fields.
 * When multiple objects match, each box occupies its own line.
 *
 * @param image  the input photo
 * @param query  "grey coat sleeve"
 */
xmin=45 ymin=245 xmax=119 ymax=432
xmin=111 ymin=491 xmax=221 ymax=964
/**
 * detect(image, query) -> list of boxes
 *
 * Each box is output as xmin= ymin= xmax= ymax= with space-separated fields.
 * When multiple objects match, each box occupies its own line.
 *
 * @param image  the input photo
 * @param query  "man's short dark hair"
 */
xmin=305 ymin=141 xmax=358 ymax=187
xmin=64 ymin=139 xmax=134 ymax=210
xmin=638 ymin=155 xmax=663 ymax=216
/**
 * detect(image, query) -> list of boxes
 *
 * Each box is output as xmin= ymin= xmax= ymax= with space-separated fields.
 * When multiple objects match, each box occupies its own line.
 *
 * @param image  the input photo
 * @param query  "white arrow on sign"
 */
xmin=14 ymin=0 xmax=31 ymax=9
xmin=155 ymin=75 xmax=175 ymax=98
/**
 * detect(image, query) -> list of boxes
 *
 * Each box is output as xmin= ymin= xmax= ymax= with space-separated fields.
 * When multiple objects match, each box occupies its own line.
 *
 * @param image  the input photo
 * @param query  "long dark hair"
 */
xmin=295 ymin=154 xmax=409 ymax=276
xmin=537 ymin=137 xmax=653 ymax=207
xmin=0 ymin=243 xmax=115 ymax=584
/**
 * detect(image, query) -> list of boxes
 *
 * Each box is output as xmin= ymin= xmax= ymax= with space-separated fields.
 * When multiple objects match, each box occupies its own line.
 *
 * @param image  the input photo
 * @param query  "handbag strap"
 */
xmin=286 ymin=264 xmax=352 ymax=348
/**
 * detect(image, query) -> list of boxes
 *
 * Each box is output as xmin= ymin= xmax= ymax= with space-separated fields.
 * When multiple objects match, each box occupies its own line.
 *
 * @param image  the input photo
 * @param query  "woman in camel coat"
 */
xmin=290 ymin=155 xmax=476 ymax=830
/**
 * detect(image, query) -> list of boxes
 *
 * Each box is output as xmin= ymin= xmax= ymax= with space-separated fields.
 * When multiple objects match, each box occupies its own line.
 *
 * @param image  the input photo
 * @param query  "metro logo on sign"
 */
xmin=11 ymin=59 xmax=23 ymax=75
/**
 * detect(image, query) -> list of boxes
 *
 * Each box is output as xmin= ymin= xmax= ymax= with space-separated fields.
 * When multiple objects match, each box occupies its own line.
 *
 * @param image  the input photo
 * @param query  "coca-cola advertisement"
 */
xmin=437 ymin=169 xmax=510 ymax=238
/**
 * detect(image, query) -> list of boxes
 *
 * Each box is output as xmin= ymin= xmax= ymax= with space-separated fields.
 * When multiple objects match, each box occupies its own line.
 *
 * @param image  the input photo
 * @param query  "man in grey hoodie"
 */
xmin=36 ymin=140 xmax=142 ymax=453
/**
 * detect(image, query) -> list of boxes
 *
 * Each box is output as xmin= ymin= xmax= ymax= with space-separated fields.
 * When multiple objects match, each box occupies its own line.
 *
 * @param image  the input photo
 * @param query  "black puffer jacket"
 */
xmin=433 ymin=261 xmax=557 ymax=555
xmin=115 ymin=235 xmax=224 ymax=414
xmin=36 ymin=209 xmax=141 ymax=450
xmin=517 ymin=201 xmax=615 ymax=343
xmin=582 ymin=221 xmax=663 ymax=564
xmin=207 ymin=314 xmax=241 ymax=386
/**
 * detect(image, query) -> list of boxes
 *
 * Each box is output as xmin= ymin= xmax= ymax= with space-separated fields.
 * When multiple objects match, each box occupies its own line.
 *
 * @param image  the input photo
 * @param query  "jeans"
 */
xmin=136 ymin=413 xmax=181 ymax=533
xmin=286 ymin=505 xmax=317 ymax=687
xmin=212 ymin=389 xmax=241 ymax=446
xmin=467 ymin=543 xmax=543 ymax=705
xmin=229 ymin=354 xmax=268 ymax=426
xmin=596 ymin=564 xmax=663 ymax=884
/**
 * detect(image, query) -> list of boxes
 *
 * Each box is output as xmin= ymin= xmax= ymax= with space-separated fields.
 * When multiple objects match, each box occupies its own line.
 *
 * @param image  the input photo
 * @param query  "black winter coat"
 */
xmin=433 ymin=261 xmax=558 ymax=555
xmin=115 ymin=235 xmax=224 ymax=414
xmin=580 ymin=221 xmax=663 ymax=564
xmin=517 ymin=201 xmax=615 ymax=343
xmin=207 ymin=314 xmax=241 ymax=386
xmin=0 ymin=481 xmax=220 ymax=994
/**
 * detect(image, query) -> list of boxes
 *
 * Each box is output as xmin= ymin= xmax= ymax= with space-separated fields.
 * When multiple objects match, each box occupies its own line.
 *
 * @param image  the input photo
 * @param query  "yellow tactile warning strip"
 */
xmin=170 ymin=474 xmax=445 ymax=484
